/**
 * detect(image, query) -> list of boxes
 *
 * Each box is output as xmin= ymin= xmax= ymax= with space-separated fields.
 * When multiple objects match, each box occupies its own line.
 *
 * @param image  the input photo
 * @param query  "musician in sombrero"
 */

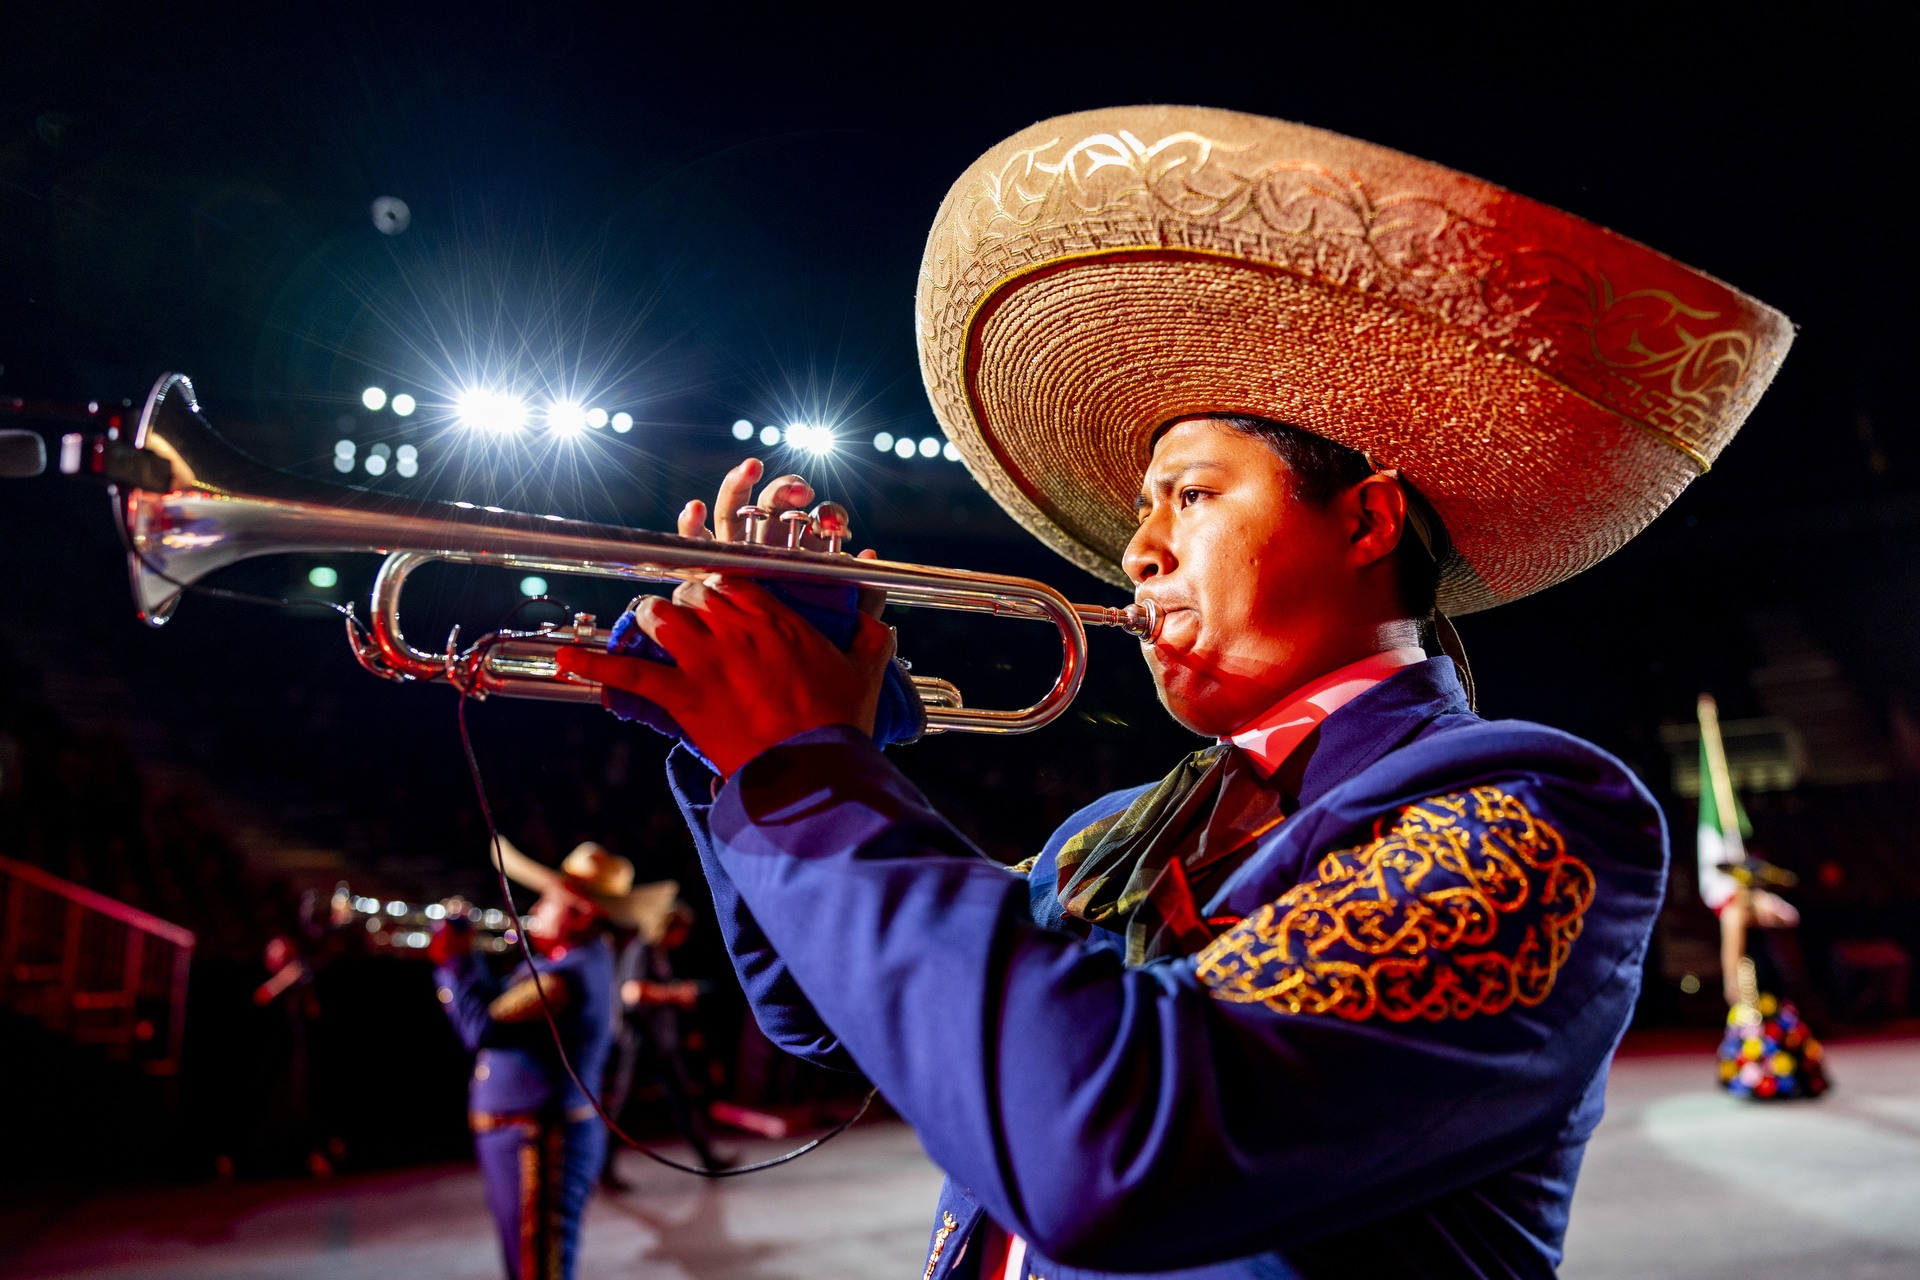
xmin=430 ymin=837 xmax=676 ymax=1280
xmin=558 ymin=106 xmax=1791 ymax=1278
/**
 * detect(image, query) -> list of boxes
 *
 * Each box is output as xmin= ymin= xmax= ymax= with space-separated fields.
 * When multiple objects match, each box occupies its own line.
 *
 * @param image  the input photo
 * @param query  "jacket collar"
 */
xmin=1294 ymin=656 xmax=1475 ymax=809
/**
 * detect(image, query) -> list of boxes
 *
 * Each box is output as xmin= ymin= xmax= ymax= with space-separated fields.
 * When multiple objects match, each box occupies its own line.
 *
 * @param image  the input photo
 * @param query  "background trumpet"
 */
xmin=72 ymin=372 xmax=1159 ymax=734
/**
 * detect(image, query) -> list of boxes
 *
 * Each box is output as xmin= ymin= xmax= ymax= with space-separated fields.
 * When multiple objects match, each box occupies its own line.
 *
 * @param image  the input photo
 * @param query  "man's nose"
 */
xmin=1123 ymin=509 xmax=1173 ymax=583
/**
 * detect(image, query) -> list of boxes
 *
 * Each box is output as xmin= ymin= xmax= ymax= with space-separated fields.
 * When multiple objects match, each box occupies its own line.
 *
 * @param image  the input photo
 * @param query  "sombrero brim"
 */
xmin=917 ymin=106 xmax=1792 ymax=614
xmin=492 ymin=839 xmax=679 ymax=941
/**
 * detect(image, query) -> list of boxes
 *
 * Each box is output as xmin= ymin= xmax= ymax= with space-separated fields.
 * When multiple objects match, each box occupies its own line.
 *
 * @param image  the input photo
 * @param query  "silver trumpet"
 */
xmin=324 ymin=881 xmax=521 ymax=954
xmin=93 ymin=373 xmax=1158 ymax=734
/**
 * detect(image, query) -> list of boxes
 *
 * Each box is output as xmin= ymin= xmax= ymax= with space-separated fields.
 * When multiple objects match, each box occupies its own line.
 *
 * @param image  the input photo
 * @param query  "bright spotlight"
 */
xmin=612 ymin=412 xmax=633 ymax=433
xmin=546 ymin=401 xmax=587 ymax=434
xmin=919 ymin=437 xmax=941 ymax=458
xmin=786 ymin=424 xmax=812 ymax=450
xmin=364 ymin=454 xmax=387 ymax=476
xmin=361 ymin=386 xmax=388 ymax=412
xmin=807 ymin=429 xmax=835 ymax=455
xmin=586 ymin=408 xmax=608 ymax=429
xmin=391 ymin=393 xmax=416 ymax=416
xmin=519 ymin=576 xmax=548 ymax=597
xmin=873 ymin=432 xmax=894 ymax=452
xmin=458 ymin=390 xmax=526 ymax=431
xmin=732 ymin=419 xmax=754 ymax=441
xmin=308 ymin=566 xmax=339 ymax=588
xmin=396 ymin=457 xmax=418 ymax=477
xmin=760 ymin=425 xmax=781 ymax=447
xmin=333 ymin=456 xmax=353 ymax=473
xmin=334 ymin=439 xmax=356 ymax=458
xmin=894 ymin=437 xmax=915 ymax=459
xmin=943 ymin=441 xmax=961 ymax=461
xmin=396 ymin=444 xmax=417 ymax=463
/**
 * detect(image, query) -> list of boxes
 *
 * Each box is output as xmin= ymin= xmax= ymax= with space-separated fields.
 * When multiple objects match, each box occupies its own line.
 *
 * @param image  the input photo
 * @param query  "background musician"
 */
xmin=429 ymin=838 xmax=674 ymax=1280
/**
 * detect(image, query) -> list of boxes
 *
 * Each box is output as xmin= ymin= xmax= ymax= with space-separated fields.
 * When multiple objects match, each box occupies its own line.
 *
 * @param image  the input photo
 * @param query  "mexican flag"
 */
xmin=1696 ymin=693 xmax=1752 ymax=911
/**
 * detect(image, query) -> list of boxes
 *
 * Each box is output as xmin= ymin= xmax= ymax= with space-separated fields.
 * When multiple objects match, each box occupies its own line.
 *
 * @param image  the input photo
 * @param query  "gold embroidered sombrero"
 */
xmin=916 ymin=106 xmax=1792 ymax=614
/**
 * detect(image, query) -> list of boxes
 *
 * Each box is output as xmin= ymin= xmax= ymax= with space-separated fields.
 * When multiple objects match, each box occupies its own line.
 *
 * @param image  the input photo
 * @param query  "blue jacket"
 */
xmin=435 ymin=934 xmax=617 ymax=1117
xmin=667 ymin=659 xmax=1667 ymax=1278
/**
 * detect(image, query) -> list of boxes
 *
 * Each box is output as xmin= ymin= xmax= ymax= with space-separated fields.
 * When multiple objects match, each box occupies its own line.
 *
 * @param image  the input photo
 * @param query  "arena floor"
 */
xmin=7 ymin=1039 xmax=1917 ymax=1279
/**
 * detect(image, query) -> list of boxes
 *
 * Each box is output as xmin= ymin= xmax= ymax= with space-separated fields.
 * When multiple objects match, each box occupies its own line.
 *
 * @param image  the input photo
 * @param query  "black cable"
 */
xmin=455 ymin=615 xmax=877 ymax=1178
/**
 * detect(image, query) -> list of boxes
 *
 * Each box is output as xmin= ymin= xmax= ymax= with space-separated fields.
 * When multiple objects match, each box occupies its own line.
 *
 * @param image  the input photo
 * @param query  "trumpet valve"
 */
xmin=572 ymin=612 xmax=597 ymax=642
xmin=810 ymin=502 xmax=851 ymax=553
xmin=735 ymin=506 xmax=771 ymax=543
xmin=779 ymin=509 xmax=811 ymax=549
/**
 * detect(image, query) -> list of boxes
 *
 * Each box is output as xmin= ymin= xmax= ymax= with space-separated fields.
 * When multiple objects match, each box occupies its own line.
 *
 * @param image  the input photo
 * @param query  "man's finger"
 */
xmin=714 ymin=458 xmax=764 ymax=542
xmin=554 ymin=647 xmax=688 ymax=704
xmin=754 ymin=474 xmax=814 ymax=513
xmin=677 ymin=499 xmax=711 ymax=539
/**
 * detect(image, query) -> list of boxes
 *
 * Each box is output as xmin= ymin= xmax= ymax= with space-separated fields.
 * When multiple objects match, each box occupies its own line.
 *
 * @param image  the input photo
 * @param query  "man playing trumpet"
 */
xmin=559 ymin=106 xmax=1790 ymax=1278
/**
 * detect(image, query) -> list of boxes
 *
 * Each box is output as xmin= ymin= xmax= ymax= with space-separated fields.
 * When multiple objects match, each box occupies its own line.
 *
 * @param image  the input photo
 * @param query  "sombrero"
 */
xmin=493 ymin=836 xmax=679 ymax=943
xmin=916 ymin=106 xmax=1792 ymax=615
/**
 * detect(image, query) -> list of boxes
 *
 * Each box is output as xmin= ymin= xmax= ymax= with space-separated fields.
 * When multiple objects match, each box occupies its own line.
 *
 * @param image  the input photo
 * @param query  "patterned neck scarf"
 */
xmin=1055 ymin=745 xmax=1295 ymax=966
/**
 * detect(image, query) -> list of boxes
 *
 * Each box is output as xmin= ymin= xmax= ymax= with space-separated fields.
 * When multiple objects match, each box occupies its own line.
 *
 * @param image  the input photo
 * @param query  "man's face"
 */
xmin=1124 ymin=418 xmax=1391 ymax=738
xmin=527 ymin=888 xmax=594 ymax=947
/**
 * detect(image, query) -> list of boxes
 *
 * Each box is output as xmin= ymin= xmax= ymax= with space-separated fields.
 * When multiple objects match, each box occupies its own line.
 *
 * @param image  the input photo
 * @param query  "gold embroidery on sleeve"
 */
xmin=924 ymin=1212 xmax=959 ymax=1280
xmin=488 ymin=973 xmax=570 ymax=1024
xmin=1194 ymin=786 xmax=1595 ymax=1021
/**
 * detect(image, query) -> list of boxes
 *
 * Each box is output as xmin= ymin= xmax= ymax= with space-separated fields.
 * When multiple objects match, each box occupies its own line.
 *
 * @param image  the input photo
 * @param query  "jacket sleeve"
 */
xmin=433 ymin=953 xmax=503 ymax=1053
xmin=706 ymin=725 xmax=1667 ymax=1272
xmin=664 ymin=742 xmax=858 ymax=1070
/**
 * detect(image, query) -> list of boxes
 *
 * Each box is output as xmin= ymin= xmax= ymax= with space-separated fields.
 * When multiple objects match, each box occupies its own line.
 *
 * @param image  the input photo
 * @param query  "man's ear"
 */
xmin=1347 ymin=473 xmax=1409 ymax=569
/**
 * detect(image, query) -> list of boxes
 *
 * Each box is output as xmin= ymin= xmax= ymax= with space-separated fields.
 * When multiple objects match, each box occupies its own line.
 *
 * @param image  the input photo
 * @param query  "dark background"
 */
xmin=1 ymin=2 xmax=1915 ymax=1189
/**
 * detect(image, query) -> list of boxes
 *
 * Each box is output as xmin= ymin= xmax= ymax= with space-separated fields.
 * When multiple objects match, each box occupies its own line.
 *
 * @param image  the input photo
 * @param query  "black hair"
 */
xmin=1167 ymin=415 xmax=1444 ymax=619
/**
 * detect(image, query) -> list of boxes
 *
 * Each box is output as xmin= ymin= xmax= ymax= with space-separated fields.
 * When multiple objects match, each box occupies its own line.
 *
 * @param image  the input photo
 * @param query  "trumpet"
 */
xmin=320 ymin=881 xmax=522 ymax=954
xmin=84 ymin=373 xmax=1159 ymax=734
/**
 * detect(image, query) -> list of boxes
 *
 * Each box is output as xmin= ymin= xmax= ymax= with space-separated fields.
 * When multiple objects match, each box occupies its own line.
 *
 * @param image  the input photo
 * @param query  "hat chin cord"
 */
xmin=1432 ymin=613 xmax=1476 ymax=713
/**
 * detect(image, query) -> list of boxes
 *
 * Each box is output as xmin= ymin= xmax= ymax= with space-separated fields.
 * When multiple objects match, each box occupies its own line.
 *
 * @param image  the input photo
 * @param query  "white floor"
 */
xmin=9 ymin=1040 xmax=1919 ymax=1279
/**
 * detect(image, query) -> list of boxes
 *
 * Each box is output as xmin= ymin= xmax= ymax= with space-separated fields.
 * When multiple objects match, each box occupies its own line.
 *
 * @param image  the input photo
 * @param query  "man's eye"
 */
xmin=1180 ymin=488 xmax=1206 ymax=505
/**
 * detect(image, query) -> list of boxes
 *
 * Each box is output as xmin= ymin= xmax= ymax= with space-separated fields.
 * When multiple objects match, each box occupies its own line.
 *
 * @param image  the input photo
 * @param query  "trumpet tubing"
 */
xmin=110 ymin=373 xmax=1157 ymax=734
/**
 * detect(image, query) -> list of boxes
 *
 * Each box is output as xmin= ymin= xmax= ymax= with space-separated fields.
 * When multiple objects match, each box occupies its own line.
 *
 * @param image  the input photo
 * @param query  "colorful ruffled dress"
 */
xmin=1716 ymin=957 xmax=1829 ymax=1100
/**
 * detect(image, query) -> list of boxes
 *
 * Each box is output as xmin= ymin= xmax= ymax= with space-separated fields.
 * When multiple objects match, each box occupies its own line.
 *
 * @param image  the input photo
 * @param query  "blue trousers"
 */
xmin=474 ymin=1113 xmax=606 ymax=1280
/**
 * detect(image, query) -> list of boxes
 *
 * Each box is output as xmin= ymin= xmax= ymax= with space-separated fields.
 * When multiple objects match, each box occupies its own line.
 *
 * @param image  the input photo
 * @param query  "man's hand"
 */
xmin=623 ymin=978 xmax=702 ymax=1009
xmin=557 ymin=578 xmax=896 ymax=778
xmin=427 ymin=919 xmax=474 ymax=966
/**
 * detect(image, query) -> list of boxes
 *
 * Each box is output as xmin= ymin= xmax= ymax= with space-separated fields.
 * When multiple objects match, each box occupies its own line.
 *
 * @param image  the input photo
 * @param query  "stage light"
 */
xmin=386 ymin=900 xmax=405 ymax=915
xmin=458 ymin=389 xmax=526 ymax=431
xmin=546 ymin=400 xmax=587 ymax=434
xmin=732 ymin=419 xmax=754 ymax=441
xmin=483 ymin=505 xmax=506 ymax=513
xmin=787 ymin=424 xmax=813 ymax=450
xmin=873 ymin=432 xmax=894 ymax=452
xmin=425 ymin=903 xmax=446 ymax=920
xmin=333 ymin=439 xmax=355 ymax=473
xmin=362 ymin=387 xmax=388 ymax=412
xmin=308 ymin=566 xmax=339 ymax=588
xmin=760 ymin=425 xmax=781 ymax=446
xmin=919 ymin=437 xmax=940 ymax=458
xmin=805 ymin=428 xmax=835 ymax=455
xmin=943 ymin=442 xmax=961 ymax=461
xmin=391 ymin=393 xmax=417 ymax=416
xmin=520 ymin=575 xmax=548 ymax=597
xmin=453 ymin=501 xmax=476 ymax=509
xmin=365 ymin=454 xmax=387 ymax=475
xmin=611 ymin=412 xmax=633 ymax=433
xmin=894 ymin=437 xmax=915 ymax=459
xmin=395 ymin=444 xmax=418 ymax=478
xmin=586 ymin=408 xmax=608 ymax=429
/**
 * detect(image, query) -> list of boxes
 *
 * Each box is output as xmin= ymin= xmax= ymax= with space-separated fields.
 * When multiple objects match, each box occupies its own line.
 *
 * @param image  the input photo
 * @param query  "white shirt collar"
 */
xmin=1225 ymin=647 xmax=1428 ymax=777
